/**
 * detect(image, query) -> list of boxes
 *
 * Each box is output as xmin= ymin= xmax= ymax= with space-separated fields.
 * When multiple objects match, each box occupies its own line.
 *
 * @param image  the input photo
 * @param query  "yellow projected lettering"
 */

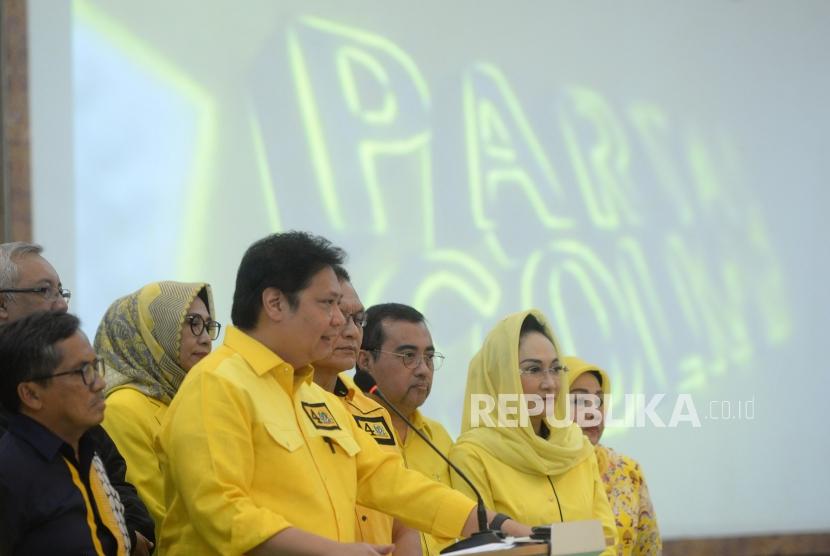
xmin=664 ymin=235 xmax=752 ymax=376
xmin=464 ymin=63 xmax=573 ymax=241
xmin=628 ymin=103 xmax=695 ymax=224
xmin=287 ymin=30 xmax=343 ymax=230
xmin=248 ymin=103 xmax=283 ymax=231
xmin=411 ymin=250 xmax=501 ymax=319
xmin=75 ymin=12 xmax=795 ymax=438
xmin=558 ymin=86 xmax=640 ymax=229
xmin=279 ymin=20 xmax=791 ymax=414
xmin=288 ymin=16 xmax=435 ymax=247
xmin=337 ymin=47 xmax=397 ymax=124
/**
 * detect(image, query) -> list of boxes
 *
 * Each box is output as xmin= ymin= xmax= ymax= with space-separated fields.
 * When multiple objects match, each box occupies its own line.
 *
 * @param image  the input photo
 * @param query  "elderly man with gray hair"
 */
xmin=0 ymin=241 xmax=155 ymax=555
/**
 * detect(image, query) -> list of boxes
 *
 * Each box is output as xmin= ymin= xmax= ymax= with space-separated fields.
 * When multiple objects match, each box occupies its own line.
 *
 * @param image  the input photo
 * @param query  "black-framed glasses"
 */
xmin=343 ymin=310 xmax=368 ymax=328
xmin=185 ymin=314 xmax=221 ymax=340
xmin=0 ymin=285 xmax=71 ymax=303
xmin=519 ymin=363 xmax=568 ymax=378
xmin=373 ymin=349 xmax=445 ymax=371
xmin=33 ymin=359 xmax=105 ymax=386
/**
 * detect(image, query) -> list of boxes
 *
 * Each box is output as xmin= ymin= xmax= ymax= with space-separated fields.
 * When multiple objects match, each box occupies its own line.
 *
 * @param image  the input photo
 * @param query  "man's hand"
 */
xmin=500 ymin=519 xmax=533 ymax=538
xmin=131 ymin=531 xmax=154 ymax=556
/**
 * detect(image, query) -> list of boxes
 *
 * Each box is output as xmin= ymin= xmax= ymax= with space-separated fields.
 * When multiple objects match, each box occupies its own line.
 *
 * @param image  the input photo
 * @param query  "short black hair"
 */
xmin=0 ymin=311 xmax=81 ymax=413
xmin=231 ymin=231 xmax=346 ymax=329
xmin=358 ymin=303 xmax=426 ymax=370
xmin=332 ymin=264 xmax=351 ymax=283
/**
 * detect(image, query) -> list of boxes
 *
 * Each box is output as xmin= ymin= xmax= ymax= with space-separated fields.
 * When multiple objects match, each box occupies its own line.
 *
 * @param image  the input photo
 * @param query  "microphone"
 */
xmin=353 ymin=370 xmax=504 ymax=552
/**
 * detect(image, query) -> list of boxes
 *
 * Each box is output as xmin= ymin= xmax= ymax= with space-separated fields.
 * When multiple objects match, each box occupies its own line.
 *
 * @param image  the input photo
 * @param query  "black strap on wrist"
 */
xmin=488 ymin=512 xmax=511 ymax=532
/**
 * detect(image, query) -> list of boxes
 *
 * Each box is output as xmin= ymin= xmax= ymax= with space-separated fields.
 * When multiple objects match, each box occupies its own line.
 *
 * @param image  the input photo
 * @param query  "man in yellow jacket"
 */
xmin=155 ymin=232 xmax=530 ymax=556
xmin=356 ymin=303 xmax=457 ymax=556
xmin=311 ymin=266 xmax=422 ymax=555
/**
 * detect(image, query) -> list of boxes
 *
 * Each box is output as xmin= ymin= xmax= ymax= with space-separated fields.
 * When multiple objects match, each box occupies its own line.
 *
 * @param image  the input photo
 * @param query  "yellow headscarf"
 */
xmin=95 ymin=281 xmax=214 ymax=404
xmin=564 ymin=356 xmax=613 ymax=469
xmin=456 ymin=309 xmax=594 ymax=477
xmin=564 ymin=356 xmax=611 ymax=396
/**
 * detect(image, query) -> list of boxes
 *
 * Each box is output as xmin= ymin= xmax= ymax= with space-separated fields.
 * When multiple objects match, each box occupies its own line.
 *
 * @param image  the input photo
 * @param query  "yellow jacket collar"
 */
xmin=224 ymin=326 xmax=313 ymax=381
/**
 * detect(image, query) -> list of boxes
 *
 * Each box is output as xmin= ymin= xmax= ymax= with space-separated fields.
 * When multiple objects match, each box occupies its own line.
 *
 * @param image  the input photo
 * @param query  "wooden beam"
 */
xmin=664 ymin=532 xmax=830 ymax=556
xmin=1 ymin=0 xmax=32 ymax=243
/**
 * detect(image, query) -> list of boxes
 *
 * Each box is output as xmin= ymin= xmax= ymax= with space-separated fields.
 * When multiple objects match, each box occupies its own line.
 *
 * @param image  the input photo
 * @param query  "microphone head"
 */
xmin=353 ymin=370 xmax=378 ymax=393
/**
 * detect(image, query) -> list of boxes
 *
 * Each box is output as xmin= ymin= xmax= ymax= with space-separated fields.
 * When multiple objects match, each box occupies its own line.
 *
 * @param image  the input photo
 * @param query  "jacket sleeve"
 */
xmin=351 ymin=418 xmax=476 ymax=540
xmin=90 ymin=425 xmax=156 ymax=546
xmin=447 ymin=442 xmax=496 ymax=509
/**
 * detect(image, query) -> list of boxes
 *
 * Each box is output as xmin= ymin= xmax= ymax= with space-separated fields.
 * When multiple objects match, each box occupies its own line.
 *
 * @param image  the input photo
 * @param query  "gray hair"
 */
xmin=0 ymin=242 xmax=44 ymax=302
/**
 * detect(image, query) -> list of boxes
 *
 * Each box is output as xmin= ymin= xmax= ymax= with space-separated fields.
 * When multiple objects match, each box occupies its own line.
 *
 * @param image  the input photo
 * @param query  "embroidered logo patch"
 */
xmin=353 ymin=415 xmax=396 ymax=446
xmin=301 ymin=402 xmax=340 ymax=431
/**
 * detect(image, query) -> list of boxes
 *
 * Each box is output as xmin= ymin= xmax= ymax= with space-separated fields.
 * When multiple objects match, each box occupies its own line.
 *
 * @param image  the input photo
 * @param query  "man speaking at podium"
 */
xmin=156 ymin=232 xmax=530 ymax=555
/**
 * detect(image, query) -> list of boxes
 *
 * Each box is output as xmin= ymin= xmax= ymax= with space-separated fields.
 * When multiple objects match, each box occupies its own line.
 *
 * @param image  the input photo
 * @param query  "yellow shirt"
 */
xmin=334 ymin=373 xmax=399 ymax=547
xmin=449 ymin=440 xmax=617 ymax=555
xmin=102 ymin=388 xmax=168 ymax=530
xmin=156 ymin=327 xmax=476 ymax=555
xmin=595 ymin=445 xmax=661 ymax=556
xmin=401 ymin=410 xmax=455 ymax=556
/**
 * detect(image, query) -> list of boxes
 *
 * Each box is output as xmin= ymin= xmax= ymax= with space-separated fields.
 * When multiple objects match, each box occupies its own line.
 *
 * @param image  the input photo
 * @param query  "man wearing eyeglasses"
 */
xmin=311 ymin=266 xmax=423 ymax=556
xmin=357 ymin=303 xmax=456 ymax=556
xmin=156 ymin=231 xmax=530 ymax=556
xmin=0 ymin=311 xmax=131 ymax=555
xmin=0 ymin=242 xmax=155 ymax=555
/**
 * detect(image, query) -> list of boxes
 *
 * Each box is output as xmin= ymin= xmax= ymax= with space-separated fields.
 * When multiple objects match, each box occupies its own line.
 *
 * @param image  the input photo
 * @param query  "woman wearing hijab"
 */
xmin=449 ymin=309 xmax=617 ymax=552
xmin=566 ymin=356 xmax=661 ymax=555
xmin=95 ymin=281 xmax=220 ymax=527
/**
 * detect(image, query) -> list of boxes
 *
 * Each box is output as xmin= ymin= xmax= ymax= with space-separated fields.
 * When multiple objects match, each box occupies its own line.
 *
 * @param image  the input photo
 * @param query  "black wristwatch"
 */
xmin=488 ymin=512 xmax=512 ymax=532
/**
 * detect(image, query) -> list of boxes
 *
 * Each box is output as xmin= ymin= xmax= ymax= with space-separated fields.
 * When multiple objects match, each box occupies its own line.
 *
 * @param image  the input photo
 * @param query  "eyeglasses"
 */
xmin=373 ymin=349 xmax=445 ymax=371
xmin=342 ymin=310 xmax=368 ymax=328
xmin=0 ymin=285 xmax=71 ymax=303
xmin=185 ymin=314 xmax=221 ymax=340
xmin=34 ymin=359 xmax=105 ymax=386
xmin=519 ymin=364 xmax=568 ymax=378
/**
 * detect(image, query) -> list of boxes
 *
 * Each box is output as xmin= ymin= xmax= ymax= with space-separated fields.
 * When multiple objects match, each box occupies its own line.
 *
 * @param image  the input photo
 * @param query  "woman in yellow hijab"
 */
xmin=449 ymin=309 xmax=617 ymax=551
xmin=566 ymin=356 xmax=661 ymax=555
xmin=95 ymin=281 xmax=220 ymax=528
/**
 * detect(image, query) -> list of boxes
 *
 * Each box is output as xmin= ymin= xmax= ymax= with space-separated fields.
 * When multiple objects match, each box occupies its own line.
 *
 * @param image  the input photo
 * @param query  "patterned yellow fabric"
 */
xmin=565 ymin=356 xmax=662 ymax=555
xmin=458 ymin=309 xmax=594 ymax=477
xmin=62 ymin=456 xmax=129 ymax=556
xmin=595 ymin=445 xmax=661 ymax=555
xmin=89 ymin=454 xmax=131 ymax=556
xmin=95 ymin=281 xmax=214 ymax=403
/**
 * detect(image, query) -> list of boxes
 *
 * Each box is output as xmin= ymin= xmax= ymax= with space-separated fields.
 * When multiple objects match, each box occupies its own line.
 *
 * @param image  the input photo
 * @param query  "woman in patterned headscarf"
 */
xmin=566 ymin=356 xmax=661 ymax=555
xmin=95 ymin=281 xmax=221 ymax=528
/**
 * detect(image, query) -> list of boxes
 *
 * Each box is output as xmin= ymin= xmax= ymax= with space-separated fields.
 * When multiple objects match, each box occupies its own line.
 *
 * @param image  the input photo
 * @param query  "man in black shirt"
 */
xmin=0 ymin=311 xmax=129 ymax=554
xmin=0 ymin=242 xmax=154 ymax=554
